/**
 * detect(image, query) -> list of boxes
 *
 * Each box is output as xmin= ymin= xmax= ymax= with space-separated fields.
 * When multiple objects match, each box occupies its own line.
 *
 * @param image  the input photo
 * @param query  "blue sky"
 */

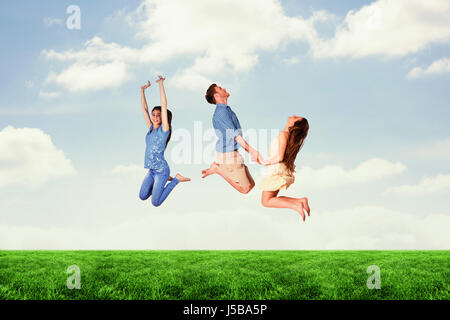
xmin=1 ymin=0 xmax=449 ymax=249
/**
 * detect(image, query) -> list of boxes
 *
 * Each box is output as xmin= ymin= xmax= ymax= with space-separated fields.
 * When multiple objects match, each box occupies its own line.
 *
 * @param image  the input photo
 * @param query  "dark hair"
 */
xmin=151 ymin=106 xmax=172 ymax=147
xmin=205 ymin=83 xmax=217 ymax=104
xmin=283 ymin=118 xmax=309 ymax=175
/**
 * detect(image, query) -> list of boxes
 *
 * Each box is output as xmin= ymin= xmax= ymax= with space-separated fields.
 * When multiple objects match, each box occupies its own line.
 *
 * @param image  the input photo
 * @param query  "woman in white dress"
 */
xmin=258 ymin=116 xmax=310 ymax=221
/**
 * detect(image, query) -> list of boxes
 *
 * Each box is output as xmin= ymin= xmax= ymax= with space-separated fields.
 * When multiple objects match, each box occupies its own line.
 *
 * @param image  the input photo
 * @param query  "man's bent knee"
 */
xmin=239 ymin=184 xmax=253 ymax=194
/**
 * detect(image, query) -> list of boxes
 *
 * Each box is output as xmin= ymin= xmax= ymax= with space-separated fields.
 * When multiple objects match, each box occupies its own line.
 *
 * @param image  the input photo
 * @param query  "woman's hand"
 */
xmin=141 ymin=80 xmax=151 ymax=91
xmin=156 ymin=75 xmax=166 ymax=84
xmin=260 ymin=156 xmax=271 ymax=166
xmin=250 ymin=150 xmax=266 ymax=165
xmin=256 ymin=153 xmax=269 ymax=165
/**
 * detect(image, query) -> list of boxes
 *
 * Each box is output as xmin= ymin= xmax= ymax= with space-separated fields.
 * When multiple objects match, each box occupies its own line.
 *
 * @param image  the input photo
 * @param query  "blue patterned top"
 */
xmin=144 ymin=124 xmax=170 ymax=170
xmin=212 ymin=103 xmax=243 ymax=152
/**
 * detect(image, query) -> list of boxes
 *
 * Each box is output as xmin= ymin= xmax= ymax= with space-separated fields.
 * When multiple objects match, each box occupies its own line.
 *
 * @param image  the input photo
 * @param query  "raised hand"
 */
xmin=141 ymin=80 xmax=151 ymax=91
xmin=156 ymin=75 xmax=166 ymax=84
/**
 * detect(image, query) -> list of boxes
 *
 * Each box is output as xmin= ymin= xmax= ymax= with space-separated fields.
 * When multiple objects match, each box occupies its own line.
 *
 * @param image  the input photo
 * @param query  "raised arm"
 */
xmin=140 ymin=81 xmax=152 ymax=129
xmin=156 ymin=75 xmax=170 ymax=132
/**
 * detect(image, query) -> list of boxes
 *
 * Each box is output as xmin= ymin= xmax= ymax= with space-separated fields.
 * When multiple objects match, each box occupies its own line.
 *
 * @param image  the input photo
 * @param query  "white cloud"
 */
xmin=45 ymin=60 xmax=129 ymax=92
xmin=294 ymin=157 xmax=406 ymax=189
xmin=385 ymin=174 xmax=450 ymax=196
xmin=303 ymin=206 xmax=450 ymax=250
xmin=407 ymin=57 xmax=450 ymax=79
xmin=311 ymin=0 xmax=450 ymax=59
xmin=42 ymin=37 xmax=139 ymax=63
xmin=0 ymin=205 xmax=448 ymax=250
xmin=39 ymin=0 xmax=450 ymax=92
xmin=129 ymin=0 xmax=316 ymax=65
xmin=39 ymin=90 xmax=60 ymax=99
xmin=0 ymin=157 xmax=446 ymax=250
xmin=0 ymin=126 xmax=76 ymax=188
xmin=42 ymin=0 xmax=319 ymax=91
xmin=171 ymin=69 xmax=213 ymax=91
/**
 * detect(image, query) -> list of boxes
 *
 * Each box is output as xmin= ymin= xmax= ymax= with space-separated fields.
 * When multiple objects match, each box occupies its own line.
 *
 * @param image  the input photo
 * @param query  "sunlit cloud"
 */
xmin=0 ymin=126 xmax=76 ymax=188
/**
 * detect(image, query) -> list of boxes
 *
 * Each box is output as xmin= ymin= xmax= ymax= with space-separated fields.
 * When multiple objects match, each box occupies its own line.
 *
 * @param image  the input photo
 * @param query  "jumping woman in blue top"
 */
xmin=139 ymin=75 xmax=190 ymax=206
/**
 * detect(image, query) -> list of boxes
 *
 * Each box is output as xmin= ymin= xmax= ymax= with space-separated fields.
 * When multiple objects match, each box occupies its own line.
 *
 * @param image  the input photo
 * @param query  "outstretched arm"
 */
xmin=140 ymin=81 xmax=152 ymax=129
xmin=234 ymin=135 xmax=264 ymax=164
xmin=156 ymin=75 xmax=170 ymax=132
xmin=213 ymin=107 xmax=264 ymax=164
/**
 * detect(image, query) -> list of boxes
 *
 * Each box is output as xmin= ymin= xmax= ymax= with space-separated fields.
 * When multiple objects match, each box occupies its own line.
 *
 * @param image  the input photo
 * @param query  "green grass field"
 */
xmin=0 ymin=251 xmax=448 ymax=300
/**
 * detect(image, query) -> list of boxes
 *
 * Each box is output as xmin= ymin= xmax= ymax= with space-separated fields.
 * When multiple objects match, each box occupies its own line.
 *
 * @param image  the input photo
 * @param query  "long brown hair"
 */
xmin=283 ymin=118 xmax=309 ymax=175
xmin=152 ymin=106 xmax=172 ymax=147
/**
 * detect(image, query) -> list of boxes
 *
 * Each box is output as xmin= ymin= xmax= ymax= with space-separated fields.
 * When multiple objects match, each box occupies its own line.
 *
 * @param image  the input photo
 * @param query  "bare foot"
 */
xmin=294 ymin=200 xmax=306 ymax=222
xmin=175 ymin=173 xmax=191 ymax=182
xmin=201 ymin=162 xmax=220 ymax=178
xmin=301 ymin=197 xmax=310 ymax=216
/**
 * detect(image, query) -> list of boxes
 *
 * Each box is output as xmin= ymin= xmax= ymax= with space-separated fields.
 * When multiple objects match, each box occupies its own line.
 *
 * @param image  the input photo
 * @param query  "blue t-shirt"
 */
xmin=144 ymin=125 xmax=170 ymax=170
xmin=212 ymin=103 xmax=243 ymax=153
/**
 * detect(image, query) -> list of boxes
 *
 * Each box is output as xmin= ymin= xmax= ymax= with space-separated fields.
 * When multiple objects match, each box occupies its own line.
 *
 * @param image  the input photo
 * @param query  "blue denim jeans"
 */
xmin=139 ymin=167 xmax=179 ymax=207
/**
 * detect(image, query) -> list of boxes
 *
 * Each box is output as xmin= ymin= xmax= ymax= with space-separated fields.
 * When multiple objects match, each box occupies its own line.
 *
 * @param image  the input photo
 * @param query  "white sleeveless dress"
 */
xmin=259 ymin=134 xmax=295 ymax=191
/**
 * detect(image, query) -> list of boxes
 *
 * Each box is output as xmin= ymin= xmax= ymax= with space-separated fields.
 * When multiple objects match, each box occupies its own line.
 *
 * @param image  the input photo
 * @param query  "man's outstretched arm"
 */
xmin=234 ymin=135 xmax=264 ymax=164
